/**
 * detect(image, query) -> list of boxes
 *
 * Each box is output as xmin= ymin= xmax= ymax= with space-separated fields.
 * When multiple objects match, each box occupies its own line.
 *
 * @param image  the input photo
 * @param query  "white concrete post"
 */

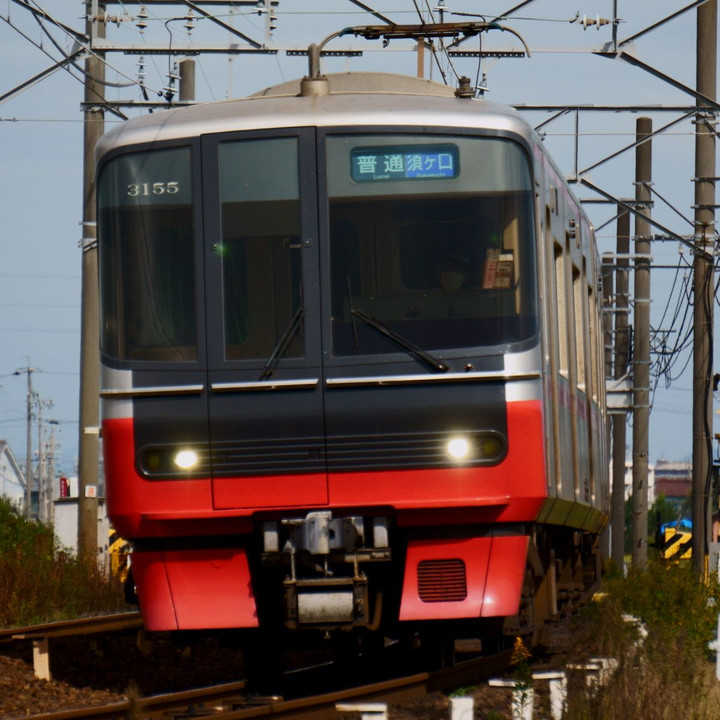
xmin=33 ymin=638 xmax=51 ymax=681
xmin=450 ymin=695 xmax=474 ymax=720
xmin=532 ymin=671 xmax=567 ymax=720
xmin=488 ymin=679 xmax=534 ymax=720
xmin=709 ymin=613 xmax=720 ymax=680
xmin=335 ymin=703 xmax=387 ymax=720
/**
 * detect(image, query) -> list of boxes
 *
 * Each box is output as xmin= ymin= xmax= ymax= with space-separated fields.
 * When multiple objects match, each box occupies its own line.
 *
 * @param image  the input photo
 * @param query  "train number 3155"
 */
xmin=127 ymin=181 xmax=180 ymax=197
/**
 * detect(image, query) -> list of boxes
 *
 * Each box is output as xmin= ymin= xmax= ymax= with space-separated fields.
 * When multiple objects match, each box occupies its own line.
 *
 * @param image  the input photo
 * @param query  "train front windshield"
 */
xmin=326 ymin=134 xmax=537 ymax=357
xmin=98 ymin=131 xmax=536 ymax=367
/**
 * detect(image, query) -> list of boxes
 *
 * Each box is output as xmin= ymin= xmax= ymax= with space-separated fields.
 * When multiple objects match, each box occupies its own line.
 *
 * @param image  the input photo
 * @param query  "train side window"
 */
xmin=98 ymin=146 xmax=197 ymax=362
xmin=554 ymin=243 xmax=569 ymax=377
xmin=587 ymin=282 xmax=598 ymax=401
xmin=573 ymin=266 xmax=586 ymax=392
xmin=218 ymin=137 xmax=302 ymax=361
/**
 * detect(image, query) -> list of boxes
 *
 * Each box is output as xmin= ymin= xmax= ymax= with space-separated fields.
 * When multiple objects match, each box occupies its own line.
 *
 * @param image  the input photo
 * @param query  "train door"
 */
xmin=202 ymin=130 xmax=328 ymax=509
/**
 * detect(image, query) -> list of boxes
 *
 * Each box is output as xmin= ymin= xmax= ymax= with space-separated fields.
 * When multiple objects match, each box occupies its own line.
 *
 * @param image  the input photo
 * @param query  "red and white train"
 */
xmin=97 ymin=48 xmax=608 ymax=651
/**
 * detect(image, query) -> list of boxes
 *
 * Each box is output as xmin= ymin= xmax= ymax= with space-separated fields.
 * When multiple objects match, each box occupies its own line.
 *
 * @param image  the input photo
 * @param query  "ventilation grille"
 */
xmin=417 ymin=559 xmax=467 ymax=603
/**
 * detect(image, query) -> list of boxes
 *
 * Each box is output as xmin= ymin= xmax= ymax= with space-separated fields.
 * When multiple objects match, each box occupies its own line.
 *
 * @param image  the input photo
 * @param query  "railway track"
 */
xmin=22 ymin=648 xmax=513 ymax=720
xmin=0 ymin=612 xmax=144 ymax=680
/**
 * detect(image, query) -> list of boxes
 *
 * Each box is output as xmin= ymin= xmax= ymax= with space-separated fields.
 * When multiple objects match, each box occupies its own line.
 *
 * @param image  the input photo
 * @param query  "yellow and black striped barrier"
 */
xmin=109 ymin=528 xmax=130 ymax=583
xmin=661 ymin=524 xmax=692 ymax=561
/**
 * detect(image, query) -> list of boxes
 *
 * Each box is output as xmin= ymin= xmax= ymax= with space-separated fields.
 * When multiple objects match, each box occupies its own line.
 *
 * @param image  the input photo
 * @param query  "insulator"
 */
xmin=136 ymin=5 xmax=148 ymax=32
xmin=184 ymin=8 xmax=195 ymax=33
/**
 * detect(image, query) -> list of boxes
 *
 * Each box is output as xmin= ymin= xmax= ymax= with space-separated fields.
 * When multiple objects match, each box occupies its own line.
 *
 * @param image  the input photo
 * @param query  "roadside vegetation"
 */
xmin=565 ymin=560 xmax=720 ymax=719
xmin=0 ymin=496 xmax=125 ymax=627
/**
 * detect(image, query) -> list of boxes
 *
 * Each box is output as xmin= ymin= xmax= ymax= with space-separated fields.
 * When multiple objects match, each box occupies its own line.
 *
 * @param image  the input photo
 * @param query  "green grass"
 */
xmin=0 ymin=497 xmax=125 ymax=627
xmin=564 ymin=560 xmax=720 ymax=719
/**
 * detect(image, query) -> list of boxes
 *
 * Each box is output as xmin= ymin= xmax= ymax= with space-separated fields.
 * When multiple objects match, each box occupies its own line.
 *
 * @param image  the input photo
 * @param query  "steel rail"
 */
xmin=0 ymin=611 xmax=143 ymax=643
xmin=0 ymin=612 xmax=144 ymax=681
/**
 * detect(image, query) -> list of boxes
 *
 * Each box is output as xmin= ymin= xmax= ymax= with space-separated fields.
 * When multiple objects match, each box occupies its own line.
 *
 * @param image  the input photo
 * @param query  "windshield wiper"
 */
xmin=260 ymin=307 xmax=305 ymax=380
xmin=350 ymin=309 xmax=448 ymax=373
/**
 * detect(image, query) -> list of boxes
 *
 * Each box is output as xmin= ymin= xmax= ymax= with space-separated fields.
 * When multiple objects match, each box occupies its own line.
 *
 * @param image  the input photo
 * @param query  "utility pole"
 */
xmin=612 ymin=208 xmax=631 ymax=568
xmin=601 ymin=253 xmax=614 ymax=560
xmin=632 ymin=117 xmax=652 ymax=570
xmin=78 ymin=0 xmax=105 ymax=559
xmin=36 ymin=400 xmax=53 ymax=524
xmin=692 ymin=0 xmax=717 ymax=574
xmin=37 ymin=397 xmax=43 ymax=522
xmin=16 ymin=364 xmax=35 ymax=520
xmin=179 ymin=58 xmax=196 ymax=102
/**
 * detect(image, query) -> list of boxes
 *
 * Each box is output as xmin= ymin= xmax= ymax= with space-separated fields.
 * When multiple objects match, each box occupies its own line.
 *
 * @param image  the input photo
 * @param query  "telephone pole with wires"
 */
xmin=13 ymin=363 xmax=35 ymax=520
xmin=77 ymin=0 xmax=104 ymax=559
xmin=691 ymin=0 xmax=717 ymax=574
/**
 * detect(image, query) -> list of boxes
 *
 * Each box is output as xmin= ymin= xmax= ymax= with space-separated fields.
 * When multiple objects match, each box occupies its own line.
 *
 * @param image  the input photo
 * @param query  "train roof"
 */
xmin=97 ymin=72 xmax=536 ymax=158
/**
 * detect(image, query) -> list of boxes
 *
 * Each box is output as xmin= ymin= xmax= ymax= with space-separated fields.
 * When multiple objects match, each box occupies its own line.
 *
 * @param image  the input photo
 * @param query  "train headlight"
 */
xmin=445 ymin=433 xmax=505 ymax=464
xmin=480 ymin=435 xmax=503 ymax=459
xmin=447 ymin=437 xmax=471 ymax=461
xmin=173 ymin=449 xmax=199 ymax=470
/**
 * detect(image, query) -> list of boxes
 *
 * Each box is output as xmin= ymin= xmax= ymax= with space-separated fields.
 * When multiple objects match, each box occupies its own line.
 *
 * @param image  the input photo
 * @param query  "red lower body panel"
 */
xmin=132 ymin=548 xmax=258 ymax=631
xmin=399 ymin=534 xmax=529 ymax=621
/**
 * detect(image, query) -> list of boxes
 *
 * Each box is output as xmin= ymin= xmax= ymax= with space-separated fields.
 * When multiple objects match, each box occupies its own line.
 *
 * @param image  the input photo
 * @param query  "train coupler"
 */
xmin=284 ymin=574 xmax=369 ymax=630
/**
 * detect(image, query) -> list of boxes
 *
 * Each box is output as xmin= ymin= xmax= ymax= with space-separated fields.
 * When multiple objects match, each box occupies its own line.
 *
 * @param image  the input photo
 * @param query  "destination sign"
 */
xmin=350 ymin=144 xmax=459 ymax=182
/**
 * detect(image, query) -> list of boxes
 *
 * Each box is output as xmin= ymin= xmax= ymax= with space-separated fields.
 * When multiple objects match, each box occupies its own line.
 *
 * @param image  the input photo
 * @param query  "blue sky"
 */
xmin=0 ymin=1 xmax=712 ymax=474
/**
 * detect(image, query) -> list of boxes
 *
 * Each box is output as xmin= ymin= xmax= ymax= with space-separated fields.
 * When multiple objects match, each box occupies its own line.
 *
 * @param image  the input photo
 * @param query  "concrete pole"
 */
xmin=179 ymin=58 xmax=195 ymax=102
xmin=24 ymin=366 xmax=33 ymax=520
xmin=416 ymin=39 xmax=425 ymax=78
xmin=37 ymin=399 xmax=43 ymax=522
xmin=78 ymin=1 xmax=104 ymax=559
xmin=602 ymin=254 xmax=614 ymax=382
xmin=601 ymin=253 xmax=614 ymax=560
xmin=631 ymin=117 xmax=652 ymax=570
xmin=612 ymin=208 xmax=631 ymax=567
xmin=692 ymin=0 xmax=717 ymax=573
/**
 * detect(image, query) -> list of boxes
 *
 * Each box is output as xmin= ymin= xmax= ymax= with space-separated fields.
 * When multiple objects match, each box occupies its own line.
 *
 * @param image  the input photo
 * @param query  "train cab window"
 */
xmin=325 ymin=134 xmax=537 ymax=357
xmin=218 ymin=137 xmax=302 ymax=361
xmin=98 ymin=147 xmax=197 ymax=362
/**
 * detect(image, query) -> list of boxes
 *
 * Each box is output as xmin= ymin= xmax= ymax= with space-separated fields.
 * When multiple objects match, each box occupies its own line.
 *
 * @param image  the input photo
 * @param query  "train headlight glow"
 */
xmin=447 ymin=437 xmax=471 ymax=461
xmin=174 ymin=449 xmax=199 ymax=470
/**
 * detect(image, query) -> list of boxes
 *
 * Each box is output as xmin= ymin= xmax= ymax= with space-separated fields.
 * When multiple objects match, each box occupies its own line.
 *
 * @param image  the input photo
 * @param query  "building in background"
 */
xmin=653 ymin=459 xmax=692 ymax=516
xmin=616 ymin=459 xmax=656 ymax=505
xmin=53 ymin=475 xmax=109 ymax=559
